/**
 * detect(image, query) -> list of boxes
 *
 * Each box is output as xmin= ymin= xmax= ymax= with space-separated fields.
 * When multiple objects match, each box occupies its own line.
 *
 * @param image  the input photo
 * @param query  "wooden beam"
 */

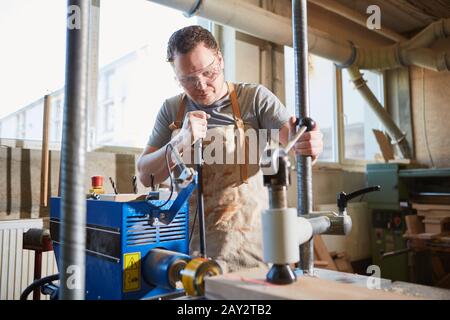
xmin=40 ymin=95 xmax=51 ymax=207
xmin=313 ymin=235 xmax=338 ymax=270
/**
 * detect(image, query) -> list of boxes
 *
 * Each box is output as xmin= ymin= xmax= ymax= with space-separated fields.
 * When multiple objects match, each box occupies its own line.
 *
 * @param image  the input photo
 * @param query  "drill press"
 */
xmin=261 ymin=118 xmax=380 ymax=285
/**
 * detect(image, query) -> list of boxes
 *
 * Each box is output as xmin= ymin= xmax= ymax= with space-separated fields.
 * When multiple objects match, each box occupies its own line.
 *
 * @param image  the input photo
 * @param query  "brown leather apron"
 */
xmin=169 ymin=82 xmax=269 ymax=272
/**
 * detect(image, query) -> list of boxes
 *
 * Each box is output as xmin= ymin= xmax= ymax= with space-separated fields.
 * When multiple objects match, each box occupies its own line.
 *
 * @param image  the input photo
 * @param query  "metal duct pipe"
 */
xmin=147 ymin=0 xmax=353 ymax=65
xmin=352 ymin=19 xmax=450 ymax=71
xmin=292 ymin=0 xmax=314 ymax=275
xmin=402 ymin=19 xmax=450 ymax=50
xmin=150 ymin=0 xmax=449 ymax=72
xmin=59 ymin=0 xmax=90 ymax=300
xmin=346 ymin=66 xmax=411 ymax=159
xmin=402 ymin=48 xmax=450 ymax=72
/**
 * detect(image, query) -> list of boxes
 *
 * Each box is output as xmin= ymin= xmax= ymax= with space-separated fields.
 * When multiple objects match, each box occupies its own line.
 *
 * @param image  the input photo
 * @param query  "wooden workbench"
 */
xmin=205 ymin=267 xmax=423 ymax=300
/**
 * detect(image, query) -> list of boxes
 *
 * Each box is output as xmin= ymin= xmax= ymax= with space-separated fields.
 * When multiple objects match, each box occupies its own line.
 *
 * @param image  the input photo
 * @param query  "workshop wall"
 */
xmin=410 ymin=66 xmax=450 ymax=168
xmin=287 ymin=166 xmax=367 ymax=208
xmin=0 ymin=147 xmax=144 ymax=221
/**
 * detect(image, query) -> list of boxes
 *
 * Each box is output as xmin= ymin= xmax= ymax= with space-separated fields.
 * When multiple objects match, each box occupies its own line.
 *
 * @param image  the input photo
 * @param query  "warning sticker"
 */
xmin=123 ymin=252 xmax=141 ymax=292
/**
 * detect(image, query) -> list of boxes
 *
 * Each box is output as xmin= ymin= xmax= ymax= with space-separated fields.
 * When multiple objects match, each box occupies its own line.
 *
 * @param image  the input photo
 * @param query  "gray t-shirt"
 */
xmin=147 ymin=82 xmax=291 ymax=148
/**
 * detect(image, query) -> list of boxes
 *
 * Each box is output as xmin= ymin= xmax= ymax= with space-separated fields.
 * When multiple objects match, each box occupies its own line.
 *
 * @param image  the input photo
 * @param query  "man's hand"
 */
xmin=288 ymin=116 xmax=323 ymax=163
xmin=174 ymin=111 xmax=210 ymax=147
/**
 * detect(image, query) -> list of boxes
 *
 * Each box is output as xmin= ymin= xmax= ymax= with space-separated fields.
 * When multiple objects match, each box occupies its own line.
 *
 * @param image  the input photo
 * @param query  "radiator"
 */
xmin=0 ymin=219 xmax=58 ymax=300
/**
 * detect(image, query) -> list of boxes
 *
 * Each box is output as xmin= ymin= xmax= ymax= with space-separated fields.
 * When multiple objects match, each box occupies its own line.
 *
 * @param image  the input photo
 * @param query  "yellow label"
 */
xmin=123 ymin=252 xmax=141 ymax=292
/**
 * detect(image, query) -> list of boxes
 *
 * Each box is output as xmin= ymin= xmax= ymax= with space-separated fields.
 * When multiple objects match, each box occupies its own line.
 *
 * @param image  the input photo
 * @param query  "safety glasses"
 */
xmin=176 ymin=55 xmax=222 ymax=89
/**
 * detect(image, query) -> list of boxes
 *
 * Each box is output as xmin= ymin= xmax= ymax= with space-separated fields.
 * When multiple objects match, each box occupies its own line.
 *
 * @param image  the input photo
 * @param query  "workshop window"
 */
xmin=100 ymin=70 xmax=115 ymax=103
xmin=0 ymin=0 xmax=67 ymax=141
xmin=0 ymin=1 xmax=200 ymax=148
xmin=342 ymin=69 xmax=385 ymax=161
xmin=96 ymin=0 xmax=200 ymax=148
xmin=285 ymin=49 xmax=337 ymax=162
xmin=51 ymin=98 xmax=63 ymax=142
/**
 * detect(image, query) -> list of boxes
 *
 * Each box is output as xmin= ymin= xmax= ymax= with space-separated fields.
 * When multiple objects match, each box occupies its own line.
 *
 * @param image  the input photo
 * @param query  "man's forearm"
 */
xmin=137 ymin=134 xmax=189 ymax=187
xmin=137 ymin=147 xmax=171 ymax=187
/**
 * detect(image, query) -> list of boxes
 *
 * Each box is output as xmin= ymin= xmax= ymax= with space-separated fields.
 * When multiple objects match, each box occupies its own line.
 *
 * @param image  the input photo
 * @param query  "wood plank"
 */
xmin=205 ymin=267 xmax=421 ymax=300
xmin=333 ymin=252 xmax=354 ymax=273
xmin=412 ymin=203 xmax=450 ymax=211
xmin=372 ymin=129 xmax=394 ymax=162
xmin=417 ymin=233 xmax=441 ymax=240
xmin=405 ymin=215 xmax=424 ymax=235
xmin=314 ymin=260 xmax=329 ymax=268
xmin=14 ymin=229 xmax=23 ymax=300
xmin=417 ymin=211 xmax=450 ymax=218
xmin=313 ymin=235 xmax=337 ymax=270
xmin=40 ymin=95 xmax=51 ymax=207
xmin=423 ymin=218 xmax=450 ymax=234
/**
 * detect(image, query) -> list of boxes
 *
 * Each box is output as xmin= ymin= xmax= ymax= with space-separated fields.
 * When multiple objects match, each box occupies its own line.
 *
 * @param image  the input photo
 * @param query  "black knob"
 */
xmin=296 ymin=117 xmax=316 ymax=131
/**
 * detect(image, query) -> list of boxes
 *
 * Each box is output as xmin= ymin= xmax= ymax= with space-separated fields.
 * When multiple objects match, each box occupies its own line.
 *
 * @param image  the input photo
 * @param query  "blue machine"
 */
xmin=50 ymin=183 xmax=196 ymax=300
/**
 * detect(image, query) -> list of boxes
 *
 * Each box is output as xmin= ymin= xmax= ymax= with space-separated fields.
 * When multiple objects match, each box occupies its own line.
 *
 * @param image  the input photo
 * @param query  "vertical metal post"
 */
xmin=59 ymin=0 xmax=90 ymax=300
xmin=292 ymin=0 xmax=314 ymax=274
xmin=33 ymin=251 xmax=43 ymax=300
xmin=195 ymin=140 xmax=206 ymax=258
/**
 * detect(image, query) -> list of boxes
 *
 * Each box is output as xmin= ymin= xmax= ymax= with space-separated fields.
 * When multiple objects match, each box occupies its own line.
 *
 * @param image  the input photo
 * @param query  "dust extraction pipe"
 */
xmin=346 ymin=66 xmax=411 ymax=158
xmin=148 ymin=0 xmax=354 ymax=65
xmin=351 ymin=19 xmax=450 ymax=71
xmin=59 ymin=0 xmax=90 ymax=300
xmin=148 ymin=0 xmax=450 ymax=71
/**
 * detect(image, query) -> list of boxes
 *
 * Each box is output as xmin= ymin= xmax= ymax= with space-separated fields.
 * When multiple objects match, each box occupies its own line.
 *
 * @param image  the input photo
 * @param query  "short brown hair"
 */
xmin=166 ymin=25 xmax=219 ymax=62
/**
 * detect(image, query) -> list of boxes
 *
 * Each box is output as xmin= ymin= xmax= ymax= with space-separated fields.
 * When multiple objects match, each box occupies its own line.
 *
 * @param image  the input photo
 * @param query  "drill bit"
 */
xmin=132 ymin=175 xmax=137 ymax=194
xmin=109 ymin=177 xmax=118 ymax=195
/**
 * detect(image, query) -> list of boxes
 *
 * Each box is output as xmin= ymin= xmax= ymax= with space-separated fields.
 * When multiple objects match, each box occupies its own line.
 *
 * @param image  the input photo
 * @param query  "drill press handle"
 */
xmin=337 ymin=185 xmax=381 ymax=215
xmin=284 ymin=117 xmax=316 ymax=154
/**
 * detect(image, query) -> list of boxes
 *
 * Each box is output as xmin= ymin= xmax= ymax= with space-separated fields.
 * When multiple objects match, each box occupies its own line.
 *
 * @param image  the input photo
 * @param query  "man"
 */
xmin=137 ymin=25 xmax=323 ymax=272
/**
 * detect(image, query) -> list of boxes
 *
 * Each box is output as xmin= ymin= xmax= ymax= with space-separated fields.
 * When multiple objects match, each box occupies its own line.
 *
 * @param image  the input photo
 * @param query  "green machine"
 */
xmin=366 ymin=163 xmax=409 ymax=282
xmin=367 ymin=163 xmax=450 ymax=282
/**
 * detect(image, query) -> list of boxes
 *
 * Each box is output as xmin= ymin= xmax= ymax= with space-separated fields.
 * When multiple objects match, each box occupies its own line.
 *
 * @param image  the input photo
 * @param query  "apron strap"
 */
xmin=227 ymin=82 xmax=248 ymax=184
xmin=169 ymin=94 xmax=186 ymax=131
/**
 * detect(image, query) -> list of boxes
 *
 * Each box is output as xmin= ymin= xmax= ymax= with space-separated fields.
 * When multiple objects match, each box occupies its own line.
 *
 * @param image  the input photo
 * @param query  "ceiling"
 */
xmin=334 ymin=0 xmax=450 ymax=35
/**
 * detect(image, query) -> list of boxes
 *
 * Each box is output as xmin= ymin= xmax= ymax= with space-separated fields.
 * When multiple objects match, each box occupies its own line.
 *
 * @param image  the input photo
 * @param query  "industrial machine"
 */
xmin=21 ymin=144 xmax=221 ymax=300
xmin=367 ymin=163 xmax=450 ymax=283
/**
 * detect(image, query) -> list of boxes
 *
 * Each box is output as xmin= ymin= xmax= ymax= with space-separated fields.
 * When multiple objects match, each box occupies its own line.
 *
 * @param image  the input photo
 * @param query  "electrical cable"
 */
xmin=145 ymin=144 xmax=175 ymax=209
xmin=20 ymin=274 xmax=60 ymax=301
